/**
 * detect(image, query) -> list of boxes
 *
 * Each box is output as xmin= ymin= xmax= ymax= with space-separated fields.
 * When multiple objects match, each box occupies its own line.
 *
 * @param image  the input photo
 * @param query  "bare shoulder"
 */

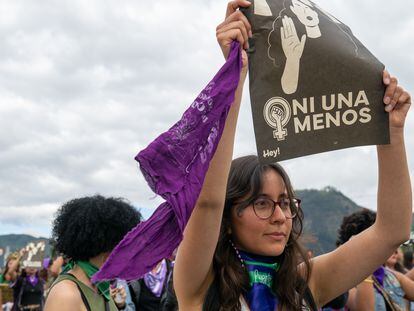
xmin=45 ymin=280 xmax=83 ymax=311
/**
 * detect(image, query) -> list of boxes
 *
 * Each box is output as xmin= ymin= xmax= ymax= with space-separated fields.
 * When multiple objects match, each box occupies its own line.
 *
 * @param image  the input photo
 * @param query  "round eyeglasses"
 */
xmin=250 ymin=197 xmax=300 ymax=220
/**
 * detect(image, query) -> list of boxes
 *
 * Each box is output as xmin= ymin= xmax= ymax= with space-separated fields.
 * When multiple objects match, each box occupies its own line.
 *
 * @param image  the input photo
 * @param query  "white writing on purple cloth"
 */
xmin=200 ymin=122 xmax=219 ymax=164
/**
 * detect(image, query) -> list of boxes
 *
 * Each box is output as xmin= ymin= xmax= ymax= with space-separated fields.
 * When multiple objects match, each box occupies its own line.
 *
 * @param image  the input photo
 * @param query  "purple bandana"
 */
xmin=93 ymin=42 xmax=242 ymax=282
xmin=373 ymin=266 xmax=385 ymax=287
xmin=27 ymin=275 xmax=38 ymax=287
xmin=43 ymin=257 xmax=51 ymax=269
xmin=143 ymin=259 xmax=168 ymax=297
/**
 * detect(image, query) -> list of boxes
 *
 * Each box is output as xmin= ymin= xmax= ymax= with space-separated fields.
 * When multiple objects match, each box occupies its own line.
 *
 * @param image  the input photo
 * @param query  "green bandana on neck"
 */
xmin=239 ymin=250 xmax=280 ymax=311
xmin=244 ymin=260 xmax=279 ymax=288
xmin=63 ymin=260 xmax=111 ymax=301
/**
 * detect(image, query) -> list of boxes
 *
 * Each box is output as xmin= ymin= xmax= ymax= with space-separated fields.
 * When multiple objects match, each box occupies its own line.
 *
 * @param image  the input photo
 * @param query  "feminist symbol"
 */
xmin=263 ymin=97 xmax=292 ymax=141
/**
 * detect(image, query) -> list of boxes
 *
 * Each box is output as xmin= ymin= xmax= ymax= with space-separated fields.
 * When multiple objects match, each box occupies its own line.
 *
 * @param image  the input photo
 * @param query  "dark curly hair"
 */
xmin=336 ymin=209 xmax=376 ymax=246
xmin=52 ymin=195 xmax=142 ymax=260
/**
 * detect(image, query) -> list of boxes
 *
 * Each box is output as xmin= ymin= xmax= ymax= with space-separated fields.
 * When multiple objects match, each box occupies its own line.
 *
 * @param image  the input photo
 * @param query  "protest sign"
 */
xmin=242 ymin=0 xmax=389 ymax=162
xmin=21 ymin=241 xmax=46 ymax=269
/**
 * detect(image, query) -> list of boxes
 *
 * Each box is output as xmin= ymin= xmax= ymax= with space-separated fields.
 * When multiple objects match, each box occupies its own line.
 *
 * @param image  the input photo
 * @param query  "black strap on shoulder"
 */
xmin=303 ymin=284 xmax=318 ymax=311
xmin=65 ymin=273 xmax=92 ymax=311
xmin=104 ymin=299 xmax=110 ymax=311
xmin=296 ymin=277 xmax=317 ymax=311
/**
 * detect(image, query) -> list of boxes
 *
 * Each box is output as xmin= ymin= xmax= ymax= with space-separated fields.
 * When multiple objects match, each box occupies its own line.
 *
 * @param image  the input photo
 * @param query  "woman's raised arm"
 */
xmin=308 ymin=71 xmax=412 ymax=307
xmin=173 ymin=0 xmax=252 ymax=307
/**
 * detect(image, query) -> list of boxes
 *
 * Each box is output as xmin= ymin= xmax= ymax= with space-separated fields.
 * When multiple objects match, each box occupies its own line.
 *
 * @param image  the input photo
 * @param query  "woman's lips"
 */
xmin=265 ymin=232 xmax=286 ymax=240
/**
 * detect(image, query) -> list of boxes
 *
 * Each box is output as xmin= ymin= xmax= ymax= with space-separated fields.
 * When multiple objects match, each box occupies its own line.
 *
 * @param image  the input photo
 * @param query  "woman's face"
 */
xmin=7 ymin=259 xmax=17 ymax=269
xmin=25 ymin=267 xmax=37 ymax=276
xmin=231 ymin=169 xmax=293 ymax=256
xmin=397 ymin=248 xmax=404 ymax=262
xmin=386 ymin=250 xmax=399 ymax=267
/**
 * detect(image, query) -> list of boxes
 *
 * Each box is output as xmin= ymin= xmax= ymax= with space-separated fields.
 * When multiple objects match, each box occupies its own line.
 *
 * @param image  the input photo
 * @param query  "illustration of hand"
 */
xmin=281 ymin=16 xmax=306 ymax=60
xmin=280 ymin=16 xmax=306 ymax=94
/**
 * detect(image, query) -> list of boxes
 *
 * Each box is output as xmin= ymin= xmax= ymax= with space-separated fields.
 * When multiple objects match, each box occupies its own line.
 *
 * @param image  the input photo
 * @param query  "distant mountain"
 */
xmin=0 ymin=234 xmax=50 ymax=267
xmin=0 ymin=188 xmax=364 ymax=264
xmin=298 ymin=186 xmax=363 ymax=255
xmin=0 ymin=188 xmax=412 ymax=265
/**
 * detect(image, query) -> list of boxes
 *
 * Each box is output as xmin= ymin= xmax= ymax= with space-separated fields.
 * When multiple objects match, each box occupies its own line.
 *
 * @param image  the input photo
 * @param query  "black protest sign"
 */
xmin=21 ymin=241 xmax=46 ymax=269
xmin=242 ymin=0 xmax=389 ymax=162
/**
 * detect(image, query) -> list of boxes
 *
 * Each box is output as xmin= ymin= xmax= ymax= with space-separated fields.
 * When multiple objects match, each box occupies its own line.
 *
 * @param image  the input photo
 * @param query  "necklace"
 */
xmin=229 ymin=239 xmax=280 ymax=311
xmin=229 ymin=239 xmax=245 ymax=267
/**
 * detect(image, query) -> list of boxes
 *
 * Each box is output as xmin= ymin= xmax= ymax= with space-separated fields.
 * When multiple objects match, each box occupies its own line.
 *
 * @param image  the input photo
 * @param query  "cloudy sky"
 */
xmin=0 ymin=0 xmax=413 ymax=238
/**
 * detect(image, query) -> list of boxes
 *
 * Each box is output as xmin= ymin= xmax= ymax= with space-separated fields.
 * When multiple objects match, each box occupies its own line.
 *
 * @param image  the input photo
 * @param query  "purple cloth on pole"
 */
xmin=42 ymin=258 xmax=51 ymax=269
xmin=92 ymin=42 xmax=242 ymax=282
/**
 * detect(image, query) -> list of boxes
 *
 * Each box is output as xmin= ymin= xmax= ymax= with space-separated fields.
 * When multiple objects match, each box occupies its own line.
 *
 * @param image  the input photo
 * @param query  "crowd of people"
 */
xmin=1 ymin=0 xmax=412 ymax=310
xmin=0 ymin=195 xmax=178 ymax=311
xmin=2 ymin=201 xmax=414 ymax=310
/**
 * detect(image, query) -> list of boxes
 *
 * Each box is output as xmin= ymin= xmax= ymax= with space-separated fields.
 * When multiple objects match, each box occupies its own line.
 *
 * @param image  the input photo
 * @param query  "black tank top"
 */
xmin=20 ymin=278 xmax=43 ymax=306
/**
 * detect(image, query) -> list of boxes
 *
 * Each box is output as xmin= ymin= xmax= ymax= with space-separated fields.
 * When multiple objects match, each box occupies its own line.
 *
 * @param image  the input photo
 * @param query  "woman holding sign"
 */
xmin=173 ymin=1 xmax=412 ymax=310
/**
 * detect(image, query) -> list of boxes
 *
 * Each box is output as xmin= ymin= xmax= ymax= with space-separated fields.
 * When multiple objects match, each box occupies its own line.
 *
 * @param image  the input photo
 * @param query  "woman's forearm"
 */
xmin=376 ymin=128 xmax=412 ymax=244
xmin=196 ymin=74 xmax=246 ymax=209
xmin=174 ymin=64 xmax=247 ymax=302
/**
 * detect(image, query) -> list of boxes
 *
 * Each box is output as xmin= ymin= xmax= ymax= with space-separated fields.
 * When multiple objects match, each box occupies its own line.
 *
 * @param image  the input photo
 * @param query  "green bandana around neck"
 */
xmin=244 ymin=260 xmax=279 ymax=288
xmin=239 ymin=250 xmax=280 ymax=311
xmin=63 ymin=260 xmax=111 ymax=301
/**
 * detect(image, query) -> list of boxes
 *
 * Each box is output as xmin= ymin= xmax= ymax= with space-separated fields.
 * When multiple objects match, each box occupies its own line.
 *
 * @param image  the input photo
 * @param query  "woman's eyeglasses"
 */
xmin=250 ymin=197 xmax=300 ymax=220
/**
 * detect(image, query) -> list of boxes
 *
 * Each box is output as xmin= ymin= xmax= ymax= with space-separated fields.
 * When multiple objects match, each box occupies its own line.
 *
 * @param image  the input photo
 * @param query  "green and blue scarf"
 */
xmin=239 ymin=250 xmax=279 ymax=311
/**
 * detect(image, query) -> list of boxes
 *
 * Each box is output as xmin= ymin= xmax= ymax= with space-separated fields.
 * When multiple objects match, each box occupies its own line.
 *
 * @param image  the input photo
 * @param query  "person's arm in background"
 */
xmin=111 ymin=280 xmax=135 ymax=311
xmin=123 ymin=284 xmax=136 ymax=311
xmin=349 ymin=278 xmax=375 ymax=311
xmin=393 ymin=271 xmax=414 ymax=300
xmin=405 ymin=267 xmax=414 ymax=281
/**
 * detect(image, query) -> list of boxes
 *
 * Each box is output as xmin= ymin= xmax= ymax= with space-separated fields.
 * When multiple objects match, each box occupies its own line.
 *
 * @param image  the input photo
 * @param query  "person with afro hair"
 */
xmin=45 ymin=195 xmax=142 ymax=311
xmin=336 ymin=208 xmax=376 ymax=247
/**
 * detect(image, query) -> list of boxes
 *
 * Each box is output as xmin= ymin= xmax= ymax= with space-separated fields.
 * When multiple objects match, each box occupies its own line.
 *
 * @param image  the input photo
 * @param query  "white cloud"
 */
xmin=0 ymin=0 xmax=413 ymax=236
xmin=0 ymin=203 xmax=58 ymax=227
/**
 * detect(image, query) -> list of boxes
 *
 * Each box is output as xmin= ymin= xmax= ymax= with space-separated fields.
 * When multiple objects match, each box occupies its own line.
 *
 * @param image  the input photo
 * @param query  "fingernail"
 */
xmin=384 ymin=97 xmax=391 ymax=105
xmin=384 ymin=78 xmax=390 ymax=84
xmin=385 ymin=105 xmax=393 ymax=112
xmin=249 ymin=30 xmax=253 ymax=38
